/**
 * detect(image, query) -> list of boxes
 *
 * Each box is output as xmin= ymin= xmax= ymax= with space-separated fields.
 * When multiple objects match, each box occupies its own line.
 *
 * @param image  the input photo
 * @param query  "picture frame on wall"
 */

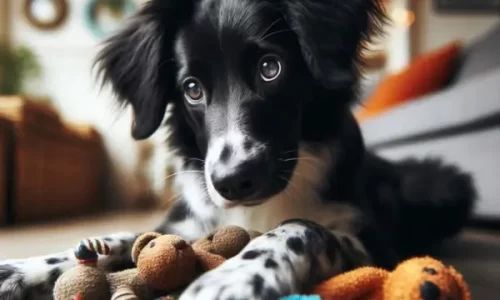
xmin=83 ymin=0 xmax=137 ymax=39
xmin=434 ymin=0 xmax=500 ymax=14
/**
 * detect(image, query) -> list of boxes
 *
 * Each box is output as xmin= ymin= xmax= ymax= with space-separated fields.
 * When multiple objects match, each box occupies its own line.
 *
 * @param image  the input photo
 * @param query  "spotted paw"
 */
xmin=181 ymin=269 xmax=285 ymax=300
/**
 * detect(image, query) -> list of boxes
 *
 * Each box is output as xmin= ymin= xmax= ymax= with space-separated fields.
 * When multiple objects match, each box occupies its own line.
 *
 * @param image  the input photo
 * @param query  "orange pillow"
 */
xmin=356 ymin=40 xmax=462 ymax=123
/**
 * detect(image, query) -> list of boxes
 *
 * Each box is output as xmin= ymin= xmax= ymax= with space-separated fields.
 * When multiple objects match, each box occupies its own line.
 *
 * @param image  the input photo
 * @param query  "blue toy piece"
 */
xmin=280 ymin=295 xmax=322 ymax=300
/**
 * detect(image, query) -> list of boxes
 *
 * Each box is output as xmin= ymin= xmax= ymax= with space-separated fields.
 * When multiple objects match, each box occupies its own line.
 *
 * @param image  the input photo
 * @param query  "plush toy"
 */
xmin=311 ymin=256 xmax=470 ymax=300
xmin=280 ymin=296 xmax=322 ymax=300
xmin=54 ymin=226 xmax=255 ymax=300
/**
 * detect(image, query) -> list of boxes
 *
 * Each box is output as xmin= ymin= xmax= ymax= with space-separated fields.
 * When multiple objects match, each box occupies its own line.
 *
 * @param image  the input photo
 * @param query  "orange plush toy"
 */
xmin=313 ymin=257 xmax=470 ymax=300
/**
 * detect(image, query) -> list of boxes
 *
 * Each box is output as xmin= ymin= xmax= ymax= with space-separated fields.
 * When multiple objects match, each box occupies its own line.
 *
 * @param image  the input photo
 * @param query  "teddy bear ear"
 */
xmin=132 ymin=232 xmax=162 ymax=263
xmin=448 ymin=266 xmax=471 ymax=300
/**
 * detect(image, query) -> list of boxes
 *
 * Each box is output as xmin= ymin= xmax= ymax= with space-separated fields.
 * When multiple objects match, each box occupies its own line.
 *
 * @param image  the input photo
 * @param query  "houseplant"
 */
xmin=0 ymin=44 xmax=41 ymax=95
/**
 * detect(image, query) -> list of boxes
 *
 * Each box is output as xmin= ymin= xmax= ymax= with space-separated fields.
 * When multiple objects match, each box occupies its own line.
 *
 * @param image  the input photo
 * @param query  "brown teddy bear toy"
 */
xmin=54 ymin=226 xmax=255 ymax=300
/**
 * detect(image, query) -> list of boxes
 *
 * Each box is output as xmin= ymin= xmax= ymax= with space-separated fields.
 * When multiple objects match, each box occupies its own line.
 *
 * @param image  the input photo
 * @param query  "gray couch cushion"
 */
xmin=453 ymin=23 xmax=500 ymax=83
xmin=360 ymin=67 xmax=500 ymax=147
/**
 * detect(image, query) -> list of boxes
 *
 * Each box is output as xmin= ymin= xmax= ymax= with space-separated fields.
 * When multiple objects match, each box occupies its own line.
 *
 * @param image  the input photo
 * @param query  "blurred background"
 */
xmin=0 ymin=0 xmax=499 ymax=296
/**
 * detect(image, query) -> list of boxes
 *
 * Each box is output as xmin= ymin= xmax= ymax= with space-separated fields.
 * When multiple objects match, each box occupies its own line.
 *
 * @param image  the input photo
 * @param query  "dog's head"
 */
xmin=95 ymin=0 xmax=385 ymax=208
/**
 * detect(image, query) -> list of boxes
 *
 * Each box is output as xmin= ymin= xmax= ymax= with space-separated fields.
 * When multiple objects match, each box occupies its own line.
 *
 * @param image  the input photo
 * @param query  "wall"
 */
xmin=411 ymin=0 xmax=500 ymax=54
xmin=385 ymin=0 xmax=412 ymax=73
xmin=8 ymin=0 xmax=165 ymax=207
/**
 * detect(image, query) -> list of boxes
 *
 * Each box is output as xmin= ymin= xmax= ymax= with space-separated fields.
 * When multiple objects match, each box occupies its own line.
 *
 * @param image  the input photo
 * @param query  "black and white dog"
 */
xmin=0 ymin=0 xmax=476 ymax=299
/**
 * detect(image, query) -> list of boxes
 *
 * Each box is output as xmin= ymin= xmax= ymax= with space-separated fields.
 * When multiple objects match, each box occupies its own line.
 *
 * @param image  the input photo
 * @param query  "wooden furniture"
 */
xmin=0 ymin=118 xmax=13 ymax=225
xmin=0 ymin=96 xmax=106 ymax=224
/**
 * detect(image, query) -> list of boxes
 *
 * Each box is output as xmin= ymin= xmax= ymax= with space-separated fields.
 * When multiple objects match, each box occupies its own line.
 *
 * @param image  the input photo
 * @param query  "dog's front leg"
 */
xmin=0 ymin=231 xmax=138 ymax=300
xmin=180 ymin=219 xmax=374 ymax=300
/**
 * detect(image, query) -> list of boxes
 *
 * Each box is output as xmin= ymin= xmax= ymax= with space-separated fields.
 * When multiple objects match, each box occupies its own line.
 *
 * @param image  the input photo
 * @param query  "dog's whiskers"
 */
xmin=164 ymin=170 xmax=204 ymax=181
xmin=258 ymin=17 xmax=283 ymax=41
xmin=260 ymin=28 xmax=293 ymax=41
xmin=281 ymin=170 xmax=313 ymax=185
xmin=279 ymin=157 xmax=322 ymax=170
xmin=164 ymin=191 xmax=184 ymax=208
xmin=184 ymin=157 xmax=206 ymax=164
xmin=280 ymin=157 xmax=321 ymax=163
xmin=278 ymin=175 xmax=301 ymax=195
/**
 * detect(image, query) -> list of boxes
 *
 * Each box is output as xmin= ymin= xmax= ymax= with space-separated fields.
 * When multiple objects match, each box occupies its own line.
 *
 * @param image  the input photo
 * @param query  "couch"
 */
xmin=359 ymin=23 xmax=500 ymax=221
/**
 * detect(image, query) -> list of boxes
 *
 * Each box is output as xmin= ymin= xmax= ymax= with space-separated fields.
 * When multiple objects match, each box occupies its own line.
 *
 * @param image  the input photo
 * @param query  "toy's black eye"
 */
xmin=183 ymin=78 xmax=204 ymax=103
xmin=149 ymin=241 xmax=156 ymax=248
xmin=259 ymin=55 xmax=282 ymax=82
xmin=423 ymin=267 xmax=438 ymax=275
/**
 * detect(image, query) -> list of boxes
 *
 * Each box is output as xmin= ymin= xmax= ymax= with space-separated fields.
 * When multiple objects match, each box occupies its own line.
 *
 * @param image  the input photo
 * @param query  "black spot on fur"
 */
xmin=29 ymin=268 xmax=62 ymax=296
xmin=243 ymin=250 xmax=262 ymax=260
xmin=266 ymin=233 xmax=277 ymax=238
xmin=193 ymin=285 xmax=202 ymax=294
xmin=214 ymin=286 xmax=227 ymax=299
xmin=262 ymin=287 xmax=281 ymax=300
xmin=104 ymin=237 xmax=113 ymax=242
xmin=281 ymin=254 xmax=297 ymax=275
xmin=220 ymin=145 xmax=232 ymax=162
xmin=423 ymin=267 xmax=438 ymax=275
xmin=304 ymin=229 xmax=315 ymax=243
xmin=45 ymin=257 xmax=68 ymax=265
xmin=323 ymin=233 xmax=341 ymax=265
xmin=265 ymin=258 xmax=278 ymax=269
xmin=420 ymin=281 xmax=441 ymax=300
xmin=0 ymin=266 xmax=25 ymax=300
xmin=286 ymin=237 xmax=305 ymax=254
xmin=167 ymin=201 xmax=190 ymax=222
xmin=150 ymin=241 xmax=156 ymax=248
xmin=251 ymin=274 xmax=265 ymax=295
xmin=48 ymin=268 xmax=62 ymax=285
xmin=0 ymin=265 xmax=15 ymax=281
xmin=243 ymin=139 xmax=253 ymax=151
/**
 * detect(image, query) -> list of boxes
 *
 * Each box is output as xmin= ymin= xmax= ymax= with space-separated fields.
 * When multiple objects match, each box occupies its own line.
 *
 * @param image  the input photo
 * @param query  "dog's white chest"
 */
xmin=220 ymin=192 xmax=359 ymax=233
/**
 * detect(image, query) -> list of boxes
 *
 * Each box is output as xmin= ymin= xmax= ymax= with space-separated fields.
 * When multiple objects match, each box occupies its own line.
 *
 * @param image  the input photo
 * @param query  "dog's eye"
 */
xmin=183 ymin=79 xmax=204 ymax=103
xmin=259 ymin=55 xmax=282 ymax=82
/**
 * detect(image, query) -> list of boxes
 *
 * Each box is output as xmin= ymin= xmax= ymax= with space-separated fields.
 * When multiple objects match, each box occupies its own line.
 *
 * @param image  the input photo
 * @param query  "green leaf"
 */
xmin=0 ymin=44 xmax=42 ymax=95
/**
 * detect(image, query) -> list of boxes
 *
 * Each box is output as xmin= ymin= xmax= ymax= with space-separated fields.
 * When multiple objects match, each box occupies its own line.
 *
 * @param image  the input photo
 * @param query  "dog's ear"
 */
xmin=283 ymin=0 xmax=387 ymax=90
xmin=94 ymin=1 xmax=196 ymax=140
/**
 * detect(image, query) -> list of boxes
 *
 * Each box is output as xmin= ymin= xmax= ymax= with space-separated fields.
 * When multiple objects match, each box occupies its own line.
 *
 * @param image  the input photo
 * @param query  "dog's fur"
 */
xmin=0 ymin=0 xmax=476 ymax=299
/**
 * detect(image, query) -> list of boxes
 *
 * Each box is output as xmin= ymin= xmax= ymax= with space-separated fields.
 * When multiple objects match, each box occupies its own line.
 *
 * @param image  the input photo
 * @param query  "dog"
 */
xmin=0 ymin=0 xmax=476 ymax=299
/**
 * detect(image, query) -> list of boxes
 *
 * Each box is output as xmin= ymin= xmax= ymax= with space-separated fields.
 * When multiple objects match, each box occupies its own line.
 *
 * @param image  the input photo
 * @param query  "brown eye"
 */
xmin=184 ymin=78 xmax=204 ymax=103
xmin=259 ymin=55 xmax=282 ymax=82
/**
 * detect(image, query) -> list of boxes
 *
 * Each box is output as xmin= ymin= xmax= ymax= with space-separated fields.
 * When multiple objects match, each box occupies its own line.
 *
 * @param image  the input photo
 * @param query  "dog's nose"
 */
xmin=211 ymin=159 xmax=265 ymax=201
xmin=211 ymin=168 xmax=258 ymax=200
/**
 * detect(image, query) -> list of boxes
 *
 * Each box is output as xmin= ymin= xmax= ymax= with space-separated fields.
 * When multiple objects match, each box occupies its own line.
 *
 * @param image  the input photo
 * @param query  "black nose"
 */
xmin=420 ymin=281 xmax=441 ymax=300
xmin=211 ymin=162 xmax=263 ymax=201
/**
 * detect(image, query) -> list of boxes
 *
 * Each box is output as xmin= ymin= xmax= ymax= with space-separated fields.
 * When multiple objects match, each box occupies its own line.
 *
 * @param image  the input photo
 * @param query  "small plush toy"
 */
xmin=312 ymin=256 xmax=470 ymax=300
xmin=280 ymin=295 xmax=322 ymax=300
xmin=54 ymin=226 xmax=254 ymax=300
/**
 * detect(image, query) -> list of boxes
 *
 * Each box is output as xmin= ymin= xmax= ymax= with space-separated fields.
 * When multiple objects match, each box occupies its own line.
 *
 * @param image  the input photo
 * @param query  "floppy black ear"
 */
xmin=283 ymin=0 xmax=387 ymax=90
xmin=94 ymin=0 xmax=196 ymax=140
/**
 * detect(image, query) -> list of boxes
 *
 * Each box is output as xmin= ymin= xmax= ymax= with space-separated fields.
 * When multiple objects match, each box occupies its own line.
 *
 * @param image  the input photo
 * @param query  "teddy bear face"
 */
xmin=385 ymin=257 xmax=468 ymax=300
xmin=136 ymin=235 xmax=197 ymax=290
